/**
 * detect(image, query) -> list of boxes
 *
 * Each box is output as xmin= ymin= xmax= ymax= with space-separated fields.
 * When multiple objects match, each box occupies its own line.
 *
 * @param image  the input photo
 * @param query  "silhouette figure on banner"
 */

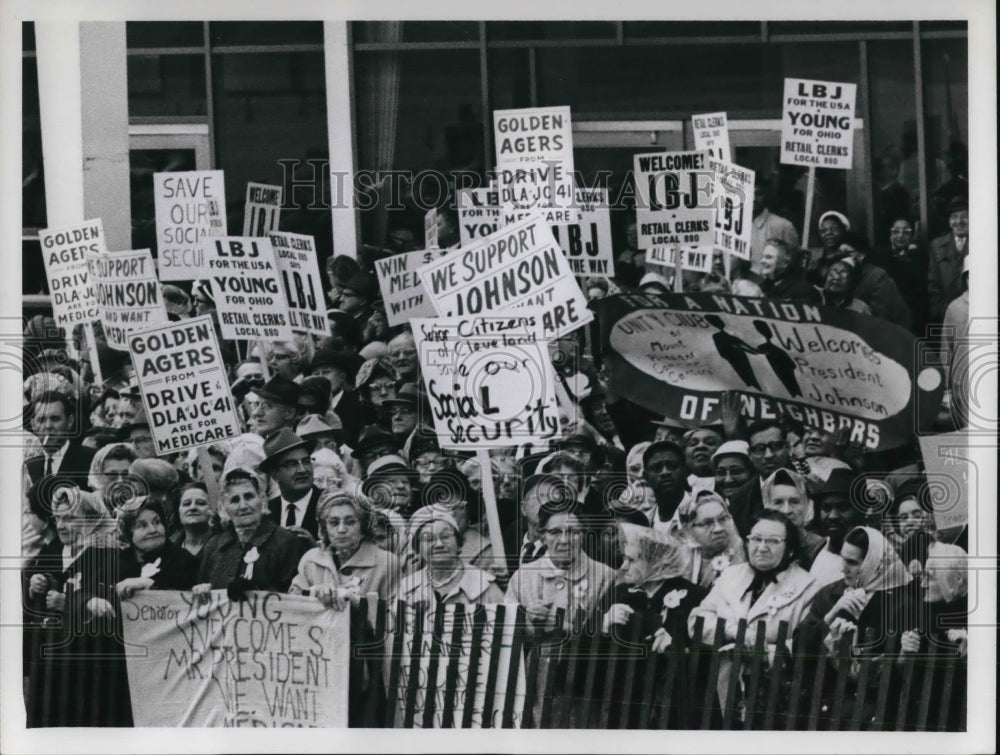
xmin=705 ymin=315 xmax=762 ymax=390
xmin=752 ymin=320 xmax=803 ymax=397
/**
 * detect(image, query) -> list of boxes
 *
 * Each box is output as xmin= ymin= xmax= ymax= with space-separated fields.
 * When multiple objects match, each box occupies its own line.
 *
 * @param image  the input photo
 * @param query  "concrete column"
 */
xmin=324 ymin=21 xmax=359 ymax=259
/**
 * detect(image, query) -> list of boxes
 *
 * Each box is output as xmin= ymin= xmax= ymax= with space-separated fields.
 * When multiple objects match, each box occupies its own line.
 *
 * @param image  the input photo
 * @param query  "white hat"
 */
xmin=639 ymin=272 xmax=672 ymax=291
xmin=711 ymin=440 xmax=751 ymax=462
xmin=818 ymin=211 xmax=851 ymax=231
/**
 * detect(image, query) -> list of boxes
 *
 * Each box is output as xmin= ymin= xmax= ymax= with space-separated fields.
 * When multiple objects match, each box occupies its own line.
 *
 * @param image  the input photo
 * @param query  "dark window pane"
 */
xmin=623 ymin=21 xmax=759 ymax=38
xmin=23 ymin=57 xmax=45 ymax=228
xmin=126 ymin=21 xmax=204 ymax=48
xmin=489 ymin=49 xmax=532 ymax=111
xmin=352 ymin=21 xmax=478 ymax=43
xmin=922 ymin=37 xmax=968 ymax=237
xmin=210 ymin=22 xmax=323 ymax=46
xmin=23 ymin=21 xmax=35 ymax=52
xmin=487 ymin=21 xmax=618 ymax=41
xmin=127 ymin=55 xmax=207 ymax=117
xmin=920 ymin=21 xmax=968 ymax=32
xmin=129 ymin=149 xmax=198 ymax=253
xmin=769 ymin=21 xmax=912 ymax=36
xmin=23 ymin=239 xmax=45 ymax=295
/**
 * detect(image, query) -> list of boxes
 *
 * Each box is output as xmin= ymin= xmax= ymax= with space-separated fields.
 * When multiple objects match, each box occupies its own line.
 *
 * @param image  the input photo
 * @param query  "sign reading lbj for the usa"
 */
xmin=780 ymin=78 xmax=857 ymax=169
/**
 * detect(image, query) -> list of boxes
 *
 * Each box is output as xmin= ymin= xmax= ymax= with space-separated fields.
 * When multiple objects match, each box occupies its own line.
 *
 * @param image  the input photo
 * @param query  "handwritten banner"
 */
xmin=155 ymin=170 xmax=227 ymax=281
xmin=204 ymin=236 xmax=294 ymax=342
xmin=269 ymin=232 xmax=326 ymax=337
xmin=243 ymin=182 xmax=283 ymax=237
xmin=375 ymin=250 xmax=447 ymax=327
xmin=593 ymin=293 xmax=945 ymax=451
xmin=780 ymin=78 xmax=858 ymax=169
xmin=87 ymin=249 xmax=168 ymax=350
xmin=411 ymin=311 xmax=557 ymax=449
xmin=128 ymin=315 xmax=241 ymax=454
xmin=416 ymin=214 xmax=592 ymax=340
xmin=121 ymin=590 xmax=348 ymax=727
xmin=38 ymin=219 xmax=103 ymax=328
xmin=692 ymin=111 xmax=731 ymax=162
xmin=710 ymin=158 xmax=755 ymax=261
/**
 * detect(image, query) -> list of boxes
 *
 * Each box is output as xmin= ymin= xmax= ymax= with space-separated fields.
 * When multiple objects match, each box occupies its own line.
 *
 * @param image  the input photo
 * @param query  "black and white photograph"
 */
xmin=1 ymin=1 xmax=995 ymax=752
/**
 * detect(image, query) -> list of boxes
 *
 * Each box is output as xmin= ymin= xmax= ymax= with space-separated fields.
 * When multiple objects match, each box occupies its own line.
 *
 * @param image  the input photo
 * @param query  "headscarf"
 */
xmin=618 ymin=522 xmax=690 ymax=588
xmin=848 ymin=526 xmax=912 ymax=592
xmin=672 ymin=489 xmax=747 ymax=585
xmin=925 ymin=541 xmax=968 ymax=603
xmin=51 ymin=485 xmax=119 ymax=558
xmin=116 ymin=496 xmax=168 ymax=555
xmin=87 ymin=442 xmax=137 ymax=492
xmin=761 ymin=467 xmax=814 ymax=525
xmin=626 ymin=441 xmax=651 ymax=483
xmin=407 ymin=505 xmax=461 ymax=553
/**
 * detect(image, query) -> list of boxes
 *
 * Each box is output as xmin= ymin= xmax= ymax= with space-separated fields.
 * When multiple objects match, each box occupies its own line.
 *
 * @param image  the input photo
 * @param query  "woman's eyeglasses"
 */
xmin=747 ymin=535 xmax=785 ymax=548
xmin=692 ymin=514 xmax=731 ymax=529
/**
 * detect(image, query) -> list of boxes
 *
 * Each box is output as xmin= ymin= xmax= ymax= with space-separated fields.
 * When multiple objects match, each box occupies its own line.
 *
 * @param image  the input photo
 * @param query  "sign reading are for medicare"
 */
xmin=86 ymin=249 xmax=168 ymax=350
xmin=417 ymin=214 xmax=593 ymax=340
xmin=592 ymin=292 xmax=945 ymax=452
xmin=38 ymin=219 xmax=104 ymax=328
xmin=710 ymin=158 xmax=755 ymax=261
xmin=780 ymin=78 xmax=857 ymax=169
xmin=243 ymin=182 xmax=282 ymax=237
xmin=692 ymin=112 xmax=731 ymax=162
xmin=155 ymin=170 xmax=227 ymax=281
xmin=457 ymin=188 xmax=502 ymax=246
xmin=204 ymin=237 xmax=294 ymax=342
xmin=411 ymin=310 xmax=557 ymax=449
xmin=128 ymin=315 xmax=241 ymax=454
xmin=550 ymin=188 xmax=615 ymax=278
xmin=375 ymin=249 xmax=448 ymax=327
xmin=494 ymin=106 xmax=578 ymax=220
xmin=633 ymin=150 xmax=714 ymax=252
xmin=269 ymin=232 xmax=326 ymax=337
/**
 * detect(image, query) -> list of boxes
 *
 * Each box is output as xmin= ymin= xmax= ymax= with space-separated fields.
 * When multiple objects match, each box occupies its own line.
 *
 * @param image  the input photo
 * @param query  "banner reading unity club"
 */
xmin=592 ymin=293 xmax=946 ymax=451
xmin=121 ymin=590 xmax=349 ymax=727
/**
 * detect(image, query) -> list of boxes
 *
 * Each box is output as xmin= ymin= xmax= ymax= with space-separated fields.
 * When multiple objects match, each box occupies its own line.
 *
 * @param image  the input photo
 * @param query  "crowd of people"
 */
xmin=20 ymin=180 xmax=971 ymax=729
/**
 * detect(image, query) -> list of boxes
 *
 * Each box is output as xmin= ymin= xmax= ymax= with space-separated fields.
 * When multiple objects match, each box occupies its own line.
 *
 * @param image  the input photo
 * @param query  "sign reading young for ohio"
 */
xmin=780 ymin=78 xmax=857 ymax=169
xmin=593 ymin=293 xmax=945 ymax=451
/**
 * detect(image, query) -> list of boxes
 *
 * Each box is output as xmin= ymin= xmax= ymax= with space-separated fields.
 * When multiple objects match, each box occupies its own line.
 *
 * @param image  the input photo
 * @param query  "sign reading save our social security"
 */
xmin=633 ymin=150 xmax=714 ymax=253
xmin=269 ymin=231 xmax=326 ymax=337
xmin=591 ymin=293 xmax=945 ymax=451
xmin=128 ymin=315 xmax=241 ymax=454
xmin=691 ymin=112 xmax=731 ymax=162
xmin=203 ymin=237 xmax=294 ymax=342
xmin=416 ymin=214 xmax=593 ymax=340
xmin=154 ymin=170 xmax=227 ymax=281
xmin=38 ymin=219 xmax=104 ymax=328
xmin=86 ymin=249 xmax=169 ymax=350
xmin=780 ymin=78 xmax=858 ymax=169
xmin=411 ymin=310 xmax=557 ymax=449
xmin=375 ymin=249 xmax=448 ymax=327
xmin=494 ymin=106 xmax=579 ymax=222
xmin=550 ymin=188 xmax=616 ymax=278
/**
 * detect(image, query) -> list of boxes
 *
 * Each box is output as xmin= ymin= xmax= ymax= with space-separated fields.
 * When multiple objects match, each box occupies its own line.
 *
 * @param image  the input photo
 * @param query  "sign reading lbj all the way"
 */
xmin=593 ymin=293 xmax=945 ymax=451
xmin=780 ymin=78 xmax=857 ymax=169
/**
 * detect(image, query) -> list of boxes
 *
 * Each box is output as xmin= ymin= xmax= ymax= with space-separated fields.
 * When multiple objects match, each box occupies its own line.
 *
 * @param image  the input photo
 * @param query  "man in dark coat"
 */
xmin=928 ymin=196 xmax=969 ymax=323
xmin=259 ymin=428 xmax=322 ymax=540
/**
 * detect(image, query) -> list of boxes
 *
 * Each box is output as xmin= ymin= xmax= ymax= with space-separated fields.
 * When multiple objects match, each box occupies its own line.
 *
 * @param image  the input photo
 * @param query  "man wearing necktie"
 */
xmin=260 ymin=428 xmax=322 ymax=541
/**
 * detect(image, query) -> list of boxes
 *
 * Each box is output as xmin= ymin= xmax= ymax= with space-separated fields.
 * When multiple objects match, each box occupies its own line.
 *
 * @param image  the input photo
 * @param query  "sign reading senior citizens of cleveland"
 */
xmin=38 ymin=219 xmax=104 ymax=328
xmin=416 ymin=214 xmax=592 ymax=340
xmin=154 ymin=170 xmax=227 ymax=281
xmin=128 ymin=315 xmax=242 ymax=454
xmin=86 ymin=248 xmax=168 ymax=350
xmin=592 ymin=292 xmax=945 ymax=451
xmin=411 ymin=310 xmax=558 ymax=448
xmin=780 ymin=78 xmax=858 ymax=169
xmin=121 ymin=590 xmax=349 ymax=727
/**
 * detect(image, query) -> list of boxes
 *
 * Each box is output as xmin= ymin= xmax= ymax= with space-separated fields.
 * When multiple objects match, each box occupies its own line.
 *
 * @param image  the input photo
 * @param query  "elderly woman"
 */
xmin=129 ymin=457 xmax=182 ymax=538
xmin=399 ymin=507 xmax=503 ymax=607
xmin=177 ymin=481 xmax=218 ymax=558
xmin=24 ymin=485 xmax=131 ymax=727
xmin=761 ymin=468 xmax=839 ymax=585
xmin=689 ymin=510 xmax=821 ymax=716
xmin=820 ymin=257 xmax=872 ymax=315
xmin=290 ymin=491 xmax=400 ymax=607
xmin=115 ymin=497 xmax=200 ymax=598
xmin=419 ymin=468 xmax=496 ymax=572
xmin=362 ymin=454 xmax=418 ymax=516
xmin=887 ymin=481 xmax=935 ymax=555
xmin=192 ymin=467 xmax=311 ymax=598
xmin=807 ymin=210 xmax=851 ymax=286
xmin=86 ymin=442 xmax=137 ymax=504
xmin=673 ymin=490 xmax=746 ymax=589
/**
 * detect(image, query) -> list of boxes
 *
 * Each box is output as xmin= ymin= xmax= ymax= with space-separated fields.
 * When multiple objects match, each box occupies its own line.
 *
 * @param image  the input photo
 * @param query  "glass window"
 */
xmin=126 ymin=21 xmax=204 ymax=48
xmin=353 ymin=21 xmax=478 ymax=44
xmin=23 ymin=55 xmax=45 ymax=229
xmin=769 ymin=21 xmax=911 ymax=36
xmin=919 ymin=21 xmax=968 ymax=33
xmin=23 ymin=239 xmax=45 ymax=295
xmin=210 ymin=22 xmax=323 ymax=47
xmin=489 ymin=49 xmax=532 ymax=111
xmin=487 ymin=22 xmax=618 ymax=42
xmin=921 ymin=38 xmax=968 ymax=238
xmin=127 ymin=55 xmax=207 ymax=117
xmin=622 ymin=21 xmax=759 ymax=39
xmin=129 ymin=148 xmax=198 ymax=253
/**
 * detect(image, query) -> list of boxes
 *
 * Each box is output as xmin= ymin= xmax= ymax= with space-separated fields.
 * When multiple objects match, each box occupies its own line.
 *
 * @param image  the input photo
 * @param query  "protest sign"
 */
xmin=121 ymin=590 xmax=349 ymax=727
xmin=128 ymin=315 xmax=241 ymax=454
xmin=269 ymin=232 xmax=326 ymax=337
xmin=417 ymin=214 xmax=593 ymax=340
xmin=155 ymin=170 xmax=227 ymax=281
xmin=692 ymin=112 xmax=731 ymax=162
xmin=457 ymin=188 xmax=502 ymax=247
xmin=424 ymin=208 xmax=439 ymax=249
xmin=592 ymin=292 xmax=945 ymax=451
xmin=917 ymin=431 xmax=970 ymax=531
xmin=646 ymin=246 xmax=713 ymax=273
xmin=780 ymin=78 xmax=857 ymax=170
xmin=633 ymin=150 xmax=715 ymax=273
xmin=550 ymin=188 xmax=615 ymax=278
xmin=709 ymin=158 xmax=755 ymax=261
xmin=203 ymin=236 xmax=294 ymax=342
xmin=375 ymin=250 xmax=447 ymax=327
xmin=494 ymin=106 xmax=578 ymax=221
xmin=388 ymin=602 xmax=526 ymax=728
xmin=39 ymin=219 xmax=103 ymax=328
xmin=243 ymin=182 xmax=283 ymax=237
xmin=86 ymin=248 xmax=168 ymax=350
xmin=411 ymin=311 xmax=558 ymax=449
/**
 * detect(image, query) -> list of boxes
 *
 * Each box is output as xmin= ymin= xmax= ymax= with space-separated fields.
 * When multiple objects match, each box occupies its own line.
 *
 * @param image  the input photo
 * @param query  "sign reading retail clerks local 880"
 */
xmin=592 ymin=292 xmax=945 ymax=452
xmin=780 ymin=78 xmax=857 ymax=169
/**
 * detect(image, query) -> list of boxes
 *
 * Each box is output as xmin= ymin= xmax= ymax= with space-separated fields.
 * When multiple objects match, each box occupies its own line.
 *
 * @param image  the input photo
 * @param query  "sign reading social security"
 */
xmin=592 ymin=293 xmax=945 ymax=451
xmin=155 ymin=170 xmax=227 ymax=281
xmin=780 ymin=78 xmax=857 ymax=169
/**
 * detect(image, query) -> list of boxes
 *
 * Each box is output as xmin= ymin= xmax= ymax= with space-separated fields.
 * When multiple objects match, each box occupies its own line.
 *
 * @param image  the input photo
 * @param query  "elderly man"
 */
xmin=683 ymin=426 xmax=724 ymax=488
xmin=250 ymin=376 xmax=301 ymax=438
xmin=387 ymin=330 xmax=420 ymax=384
xmin=260 ymin=428 xmax=321 ymax=540
xmin=759 ymin=238 xmax=821 ymax=304
xmin=928 ymin=196 xmax=970 ymax=323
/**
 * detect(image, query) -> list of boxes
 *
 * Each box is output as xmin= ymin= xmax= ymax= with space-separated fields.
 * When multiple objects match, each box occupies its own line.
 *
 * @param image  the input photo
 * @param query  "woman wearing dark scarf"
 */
xmin=115 ymin=497 xmax=200 ymax=599
xmin=819 ymin=257 xmax=873 ymax=315
xmin=598 ymin=523 xmax=707 ymax=727
xmin=672 ymin=490 xmax=746 ymax=590
xmin=689 ymin=510 xmax=820 ymax=721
